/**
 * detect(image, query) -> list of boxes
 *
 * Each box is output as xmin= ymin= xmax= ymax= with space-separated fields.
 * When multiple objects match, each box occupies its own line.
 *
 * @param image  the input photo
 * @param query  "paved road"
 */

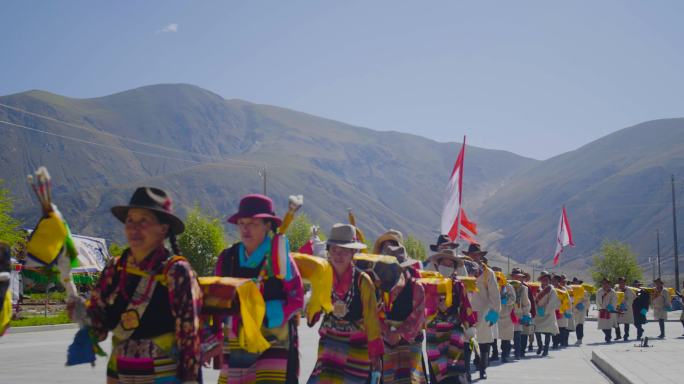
xmin=1 ymin=319 xmax=682 ymax=383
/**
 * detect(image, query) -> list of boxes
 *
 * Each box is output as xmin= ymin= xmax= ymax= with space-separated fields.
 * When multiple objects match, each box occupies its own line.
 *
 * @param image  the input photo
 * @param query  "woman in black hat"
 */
xmin=70 ymin=187 xmax=202 ymax=383
xmin=215 ymin=194 xmax=304 ymax=383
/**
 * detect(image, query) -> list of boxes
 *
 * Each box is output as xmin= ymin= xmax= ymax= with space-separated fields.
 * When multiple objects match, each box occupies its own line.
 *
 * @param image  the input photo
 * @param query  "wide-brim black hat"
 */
xmin=462 ymin=242 xmax=488 ymax=256
xmin=111 ymin=187 xmax=185 ymax=236
xmin=429 ymin=234 xmax=459 ymax=252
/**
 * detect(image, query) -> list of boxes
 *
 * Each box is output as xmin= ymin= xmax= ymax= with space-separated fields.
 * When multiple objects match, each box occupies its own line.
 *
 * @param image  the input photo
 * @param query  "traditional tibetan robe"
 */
xmin=469 ymin=266 xmax=501 ymax=344
xmin=572 ymin=291 xmax=590 ymax=325
xmin=512 ymin=283 xmax=531 ymax=333
xmin=533 ymin=285 xmax=559 ymax=335
xmin=596 ymin=287 xmax=618 ymax=330
xmin=521 ymin=283 xmax=536 ymax=336
xmin=87 ymin=247 xmax=203 ymax=383
xmin=425 ymin=278 xmax=476 ymax=384
xmin=497 ymin=283 xmax=516 ymax=341
xmin=307 ymin=268 xmax=384 ymax=384
xmin=652 ymin=287 xmax=671 ymax=321
xmin=616 ymin=287 xmax=636 ymax=324
xmin=380 ymin=274 xmax=427 ymax=384
xmin=215 ymin=236 xmax=304 ymax=384
xmin=556 ymin=287 xmax=574 ymax=331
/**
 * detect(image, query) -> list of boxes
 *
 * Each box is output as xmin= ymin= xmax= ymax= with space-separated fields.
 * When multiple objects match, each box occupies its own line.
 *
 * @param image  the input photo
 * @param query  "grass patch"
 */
xmin=24 ymin=291 xmax=68 ymax=302
xmin=10 ymin=311 xmax=73 ymax=327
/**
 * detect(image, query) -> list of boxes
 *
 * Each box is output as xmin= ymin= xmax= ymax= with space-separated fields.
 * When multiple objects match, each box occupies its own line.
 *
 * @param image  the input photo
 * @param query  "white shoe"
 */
xmin=574 ymin=340 xmax=582 ymax=346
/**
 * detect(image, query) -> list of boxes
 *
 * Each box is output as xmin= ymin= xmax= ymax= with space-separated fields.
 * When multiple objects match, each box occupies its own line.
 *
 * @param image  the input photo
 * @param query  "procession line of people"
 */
xmin=5 ymin=185 xmax=682 ymax=383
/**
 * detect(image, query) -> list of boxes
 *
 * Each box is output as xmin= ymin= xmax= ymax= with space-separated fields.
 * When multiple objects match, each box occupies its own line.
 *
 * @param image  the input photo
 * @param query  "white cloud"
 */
xmin=157 ymin=23 xmax=178 ymax=34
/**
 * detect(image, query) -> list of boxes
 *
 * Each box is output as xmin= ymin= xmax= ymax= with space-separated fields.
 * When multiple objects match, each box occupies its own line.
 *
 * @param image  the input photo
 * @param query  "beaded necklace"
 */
xmin=332 ymin=268 xmax=356 ymax=318
xmin=117 ymin=252 xmax=164 ymax=306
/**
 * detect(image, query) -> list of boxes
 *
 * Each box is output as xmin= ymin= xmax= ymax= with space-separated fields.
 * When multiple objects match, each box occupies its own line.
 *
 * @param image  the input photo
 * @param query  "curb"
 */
xmin=6 ymin=323 xmax=78 ymax=334
xmin=591 ymin=350 xmax=642 ymax=384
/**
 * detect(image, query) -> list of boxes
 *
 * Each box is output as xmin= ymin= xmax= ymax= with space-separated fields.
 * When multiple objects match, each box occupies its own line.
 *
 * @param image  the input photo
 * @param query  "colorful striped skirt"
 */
xmin=218 ymin=318 xmax=297 ymax=384
xmin=307 ymin=317 xmax=371 ymax=384
xmin=382 ymin=335 xmax=427 ymax=384
xmin=425 ymin=317 xmax=467 ymax=384
xmin=107 ymin=333 xmax=180 ymax=384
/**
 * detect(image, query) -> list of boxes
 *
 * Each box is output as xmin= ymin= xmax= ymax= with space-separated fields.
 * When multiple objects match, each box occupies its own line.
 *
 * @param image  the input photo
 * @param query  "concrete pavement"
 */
xmin=1 ymin=318 xmax=683 ymax=383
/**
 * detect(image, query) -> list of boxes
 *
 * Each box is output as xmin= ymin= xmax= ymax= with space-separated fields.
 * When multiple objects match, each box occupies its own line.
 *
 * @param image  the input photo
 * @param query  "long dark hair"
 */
xmin=153 ymin=212 xmax=182 ymax=256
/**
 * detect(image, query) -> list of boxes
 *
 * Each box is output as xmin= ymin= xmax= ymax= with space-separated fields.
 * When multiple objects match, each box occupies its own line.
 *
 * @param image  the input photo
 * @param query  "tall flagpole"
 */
xmin=672 ymin=175 xmax=680 ymax=289
xmin=657 ymin=229 xmax=662 ymax=279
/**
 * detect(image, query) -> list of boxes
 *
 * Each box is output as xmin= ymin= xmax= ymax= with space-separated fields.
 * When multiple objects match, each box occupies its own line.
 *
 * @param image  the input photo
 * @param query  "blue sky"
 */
xmin=2 ymin=0 xmax=683 ymax=159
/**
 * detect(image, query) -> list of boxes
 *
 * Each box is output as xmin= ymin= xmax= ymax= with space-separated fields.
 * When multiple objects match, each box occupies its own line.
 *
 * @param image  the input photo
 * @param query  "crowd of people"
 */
xmin=3 ymin=187 xmax=684 ymax=383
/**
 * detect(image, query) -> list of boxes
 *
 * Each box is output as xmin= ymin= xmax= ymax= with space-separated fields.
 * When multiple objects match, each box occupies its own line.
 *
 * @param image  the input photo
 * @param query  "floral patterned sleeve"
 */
xmin=454 ymin=280 xmax=476 ymax=329
xmin=360 ymin=272 xmax=384 ymax=358
xmin=86 ymin=257 xmax=119 ymax=342
xmin=166 ymin=260 xmax=203 ymax=382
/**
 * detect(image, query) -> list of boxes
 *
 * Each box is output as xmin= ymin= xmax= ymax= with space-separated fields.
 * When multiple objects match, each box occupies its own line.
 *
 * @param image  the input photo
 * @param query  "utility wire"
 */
xmin=0 ymin=119 xmax=258 ymax=170
xmin=0 ymin=102 xmax=265 ymax=168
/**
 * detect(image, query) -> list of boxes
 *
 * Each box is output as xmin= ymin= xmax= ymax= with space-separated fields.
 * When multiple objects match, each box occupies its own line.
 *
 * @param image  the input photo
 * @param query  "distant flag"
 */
xmin=459 ymin=208 xmax=478 ymax=243
xmin=441 ymin=137 xmax=466 ymax=241
xmin=553 ymin=206 xmax=574 ymax=266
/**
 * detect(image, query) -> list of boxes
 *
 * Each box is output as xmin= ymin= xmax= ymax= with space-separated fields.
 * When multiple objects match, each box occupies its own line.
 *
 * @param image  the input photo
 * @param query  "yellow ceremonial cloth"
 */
xmin=235 ymin=280 xmax=270 ymax=354
xmin=292 ymin=253 xmax=333 ymax=322
xmin=417 ymin=276 xmax=453 ymax=308
xmin=26 ymin=212 xmax=67 ymax=266
xmin=353 ymin=253 xmax=398 ymax=264
xmin=495 ymin=271 xmax=508 ymax=288
xmin=0 ymin=288 xmax=11 ymax=336
xmin=569 ymin=285 xmax=585 ymax=303
xmin=555 ymin=288 xmax=570 ymax=313
xmin=582 ymin=283 xmax=597 ymax=295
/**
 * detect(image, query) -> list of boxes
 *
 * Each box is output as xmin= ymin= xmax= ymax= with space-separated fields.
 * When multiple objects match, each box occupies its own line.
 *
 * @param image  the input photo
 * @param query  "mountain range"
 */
xmin=1 ymin=84 xmax=682 ymax=275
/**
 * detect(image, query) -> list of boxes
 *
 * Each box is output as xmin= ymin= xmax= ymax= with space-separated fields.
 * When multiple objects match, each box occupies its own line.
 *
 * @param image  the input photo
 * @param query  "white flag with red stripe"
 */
xmin=441 ymin=138 xmax=466 ymax=241
xmin=553 ymin=206 xmax=574 ymax=265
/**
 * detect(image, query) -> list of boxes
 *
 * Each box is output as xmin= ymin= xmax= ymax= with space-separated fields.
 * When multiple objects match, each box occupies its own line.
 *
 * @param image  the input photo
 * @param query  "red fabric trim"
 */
xmin=562 ymin=206 xmax=574 ymax=246
xmin=367 ymin=337 xmax=385 ymax=358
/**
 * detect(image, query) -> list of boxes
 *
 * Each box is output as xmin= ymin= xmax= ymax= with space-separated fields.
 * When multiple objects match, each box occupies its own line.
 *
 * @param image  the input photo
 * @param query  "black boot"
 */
xmin=535 ymin=333 xmax=543 ymax=355
xmin=541 ymin=334 xmax=550 ymax=357
xmin=478 ymin=343 xmax=490 ymax=380
xmin=561 ymin=328 xmax=569 ymax=347
xmin=490 ymin=340 xmax=499 ymax=361
xmin=520 ymin=334 xmax=528 ymax=358
xmin=603 ymin=329 xmax=612 ymax=343
xmin=502 ymin=340 xmax=511 ymax=363
xmin=551 ymin=333 xmax=559 ymax=349
xmin=614 ymin=326 xmax=621 ymax=340
xmin=623 ymin=324 xmax=630 ymax=341
xmin=636 ymin=323 xmax=643 ymax=340
xmin=658 ymin=319 xmax=665 ymax=339
xmin=528 ymin=333 xmax=534 ymax=352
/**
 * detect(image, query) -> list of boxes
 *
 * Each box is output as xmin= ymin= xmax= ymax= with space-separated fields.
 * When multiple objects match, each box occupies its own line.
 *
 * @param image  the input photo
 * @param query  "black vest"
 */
xmin=218 ymin=243 xmax=286 ymax=302
xmin=386 ymin=279 xmax=414 ymax=322
xmin=106 ymin=255 xmax=175 ymax=340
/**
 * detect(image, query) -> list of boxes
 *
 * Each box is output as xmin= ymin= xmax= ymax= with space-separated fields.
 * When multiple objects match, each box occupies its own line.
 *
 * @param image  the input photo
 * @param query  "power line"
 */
xmin=0 ymin=119 xmax=258 ymax=170
xmin=0 ymin=102 xmax=265 ymax=168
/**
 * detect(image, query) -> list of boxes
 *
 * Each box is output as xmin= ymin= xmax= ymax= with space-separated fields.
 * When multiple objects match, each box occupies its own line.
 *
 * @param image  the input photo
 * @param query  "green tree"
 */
xmin=590 ymin=240 xmax=643 ymax=285
xmin=177 ymin=206 xmax=227 ymax=276
xmin=0 ymin=180 xmax=23 ymax=246
xmin=286 ymin=213 xmax=315 ymax=252
xmin=404 ymin=234 xmax=427 ymax=261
